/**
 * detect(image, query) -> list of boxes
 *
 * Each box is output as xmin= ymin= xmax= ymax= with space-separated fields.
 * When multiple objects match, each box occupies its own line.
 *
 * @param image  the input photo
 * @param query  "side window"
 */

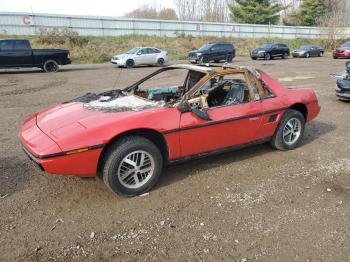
xmin=250 ymin=73 xmax=274 ymax=99
xmin=211 ymin=45 xmax=219 ymax=51
xmin=145 ymin=48 xmax=155 ymax=54
xmin=205 ymin=73 xmax=251 ymax=108
xmin=153 ymin=48 xmax=161 ymax=53
xmin=13 ymin=40 xmax=30 ymax=50
xmin=139 ymin=48 xmax=147 ymax=55
xmin=0 ymin=40 xmax=14 ymax=51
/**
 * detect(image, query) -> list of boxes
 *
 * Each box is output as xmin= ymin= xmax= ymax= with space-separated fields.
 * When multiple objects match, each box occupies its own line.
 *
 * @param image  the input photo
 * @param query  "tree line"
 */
xmin=124 ymin=0 xmax=350 ymax=27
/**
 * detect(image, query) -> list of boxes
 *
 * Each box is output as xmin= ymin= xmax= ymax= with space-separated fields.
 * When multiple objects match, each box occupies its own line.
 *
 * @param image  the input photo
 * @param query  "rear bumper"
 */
xmin=61 ymin=58 xmax=71 ymax=65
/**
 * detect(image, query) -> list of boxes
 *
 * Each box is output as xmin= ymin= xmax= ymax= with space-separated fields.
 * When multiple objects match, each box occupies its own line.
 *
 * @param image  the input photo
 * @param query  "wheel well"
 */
xmin=97 ymin=129 xmax=169 ymax=175
xmin=290 ymin=103 xmax=308 ymax=121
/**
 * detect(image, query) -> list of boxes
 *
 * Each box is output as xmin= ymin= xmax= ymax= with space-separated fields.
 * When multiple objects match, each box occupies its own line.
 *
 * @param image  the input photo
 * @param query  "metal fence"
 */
xmin=1 ymin=11 xmax=349 ymax=39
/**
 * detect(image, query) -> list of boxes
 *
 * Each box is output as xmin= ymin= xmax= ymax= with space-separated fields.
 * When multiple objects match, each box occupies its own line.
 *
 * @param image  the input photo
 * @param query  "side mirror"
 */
xmin=137 ymin=52 xmax=142 ymax=55
xmin=191 ymin=108 xmax=212 ymax=121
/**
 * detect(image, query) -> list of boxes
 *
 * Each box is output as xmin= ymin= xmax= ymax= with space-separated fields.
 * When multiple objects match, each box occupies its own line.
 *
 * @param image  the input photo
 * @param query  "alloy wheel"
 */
xmin=283 ymin=118 xmax=302 ymax=146
xmin=117 ymin=150 xmax=155 ymax=189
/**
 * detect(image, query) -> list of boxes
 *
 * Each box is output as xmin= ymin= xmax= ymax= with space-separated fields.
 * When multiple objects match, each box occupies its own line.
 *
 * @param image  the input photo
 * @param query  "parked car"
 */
xmin=334 ymin=61 xmax=350 ymax=101
xmin=333 ymin=42 xmax=350 ymax=59
xmin=111 ymin=47 xmax=168 ymax=68
xmin=250 ymin=43 xmax=290 ymax=60
xmin=188 ymin=42 xmax=235 ymax=63
xmin=0 ymin=39 xmax=71 ymax=72
xmin=20 ymin=64 xmax=320 ymax=197
xmin=292 ymin=45 xmax=324 ymax=58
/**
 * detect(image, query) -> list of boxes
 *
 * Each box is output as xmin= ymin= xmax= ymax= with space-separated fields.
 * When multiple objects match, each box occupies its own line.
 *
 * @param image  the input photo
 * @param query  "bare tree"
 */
xmin=125 ymin=5 xmax=178 ymax=20
xmin=173 ymin=0 xmax=231 ymax=22
xmin=319 ymin=0 xmax=350 ymax=48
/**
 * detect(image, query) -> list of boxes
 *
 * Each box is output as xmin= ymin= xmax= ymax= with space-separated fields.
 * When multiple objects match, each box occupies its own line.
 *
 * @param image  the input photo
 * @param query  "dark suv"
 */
xmin=250 ymin=43 xmax=290 ymax=60
xmin=188 ymin=43 xmax=236 ymax=64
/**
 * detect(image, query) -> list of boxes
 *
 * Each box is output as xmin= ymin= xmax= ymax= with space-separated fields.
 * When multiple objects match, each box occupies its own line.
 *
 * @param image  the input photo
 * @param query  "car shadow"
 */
xmin=0 ymin=67 xmax=101 ymax=74
xmin=157 ymin=120 xmax=336 ymax=190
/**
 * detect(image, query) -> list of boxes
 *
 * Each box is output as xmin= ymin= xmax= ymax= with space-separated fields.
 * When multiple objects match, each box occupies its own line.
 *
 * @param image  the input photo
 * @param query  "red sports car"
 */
xmin=20 ymin=64 xmax=320 ymax=196
xmin=333 ymin=42 xmax=350 ymax=59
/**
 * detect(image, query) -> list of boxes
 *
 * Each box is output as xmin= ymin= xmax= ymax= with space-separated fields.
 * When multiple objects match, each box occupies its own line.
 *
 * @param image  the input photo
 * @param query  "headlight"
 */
xmin=196 ymin=52 xmax=203 ymax=56
xmin=258 ymin=50 xmax=265 ymax=53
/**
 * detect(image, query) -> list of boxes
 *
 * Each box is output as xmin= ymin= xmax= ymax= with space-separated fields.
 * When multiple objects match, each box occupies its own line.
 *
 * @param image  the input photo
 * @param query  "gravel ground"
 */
xmin=0 ymin=56 xmax=350 ymax=262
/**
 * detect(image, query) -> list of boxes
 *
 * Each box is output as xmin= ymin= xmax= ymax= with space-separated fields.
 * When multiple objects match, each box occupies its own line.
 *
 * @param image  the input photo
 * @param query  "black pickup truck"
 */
xmin=0 ymin=39 xmax=71 ymax=72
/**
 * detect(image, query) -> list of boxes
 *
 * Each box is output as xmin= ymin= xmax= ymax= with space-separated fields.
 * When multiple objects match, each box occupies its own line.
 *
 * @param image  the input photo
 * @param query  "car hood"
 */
xmin=336 ymin=47 xmax=350 ymax=51
xmin=252 ymin=48 xmax=267 ymax=52
xmin=36 ymin=94 xmax=165 ymax=143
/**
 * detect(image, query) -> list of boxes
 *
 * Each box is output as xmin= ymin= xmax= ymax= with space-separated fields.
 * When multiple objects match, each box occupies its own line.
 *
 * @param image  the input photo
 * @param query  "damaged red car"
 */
xmin=20 ymin=64 xmax=320 ymax=196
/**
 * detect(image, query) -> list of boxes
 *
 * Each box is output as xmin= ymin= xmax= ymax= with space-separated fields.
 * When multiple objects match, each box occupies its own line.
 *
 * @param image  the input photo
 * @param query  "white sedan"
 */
xmin=111 ymin=47 xmax=169 ymax=68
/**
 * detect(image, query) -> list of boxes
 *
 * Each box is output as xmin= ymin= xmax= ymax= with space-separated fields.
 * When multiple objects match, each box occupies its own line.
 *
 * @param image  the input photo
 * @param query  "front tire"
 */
xmin=270 ymin=109 xmax=305 ymax=151
xmin=102 ymin=136 xmax=163 ymax=197
xmin=126 ymin=59 xmax=135 ymax=69
xmin=305 ymin=52 xmax=310 ymax=58
xmin=200 ymin=56 xmax=210 ymax=64
xmin=265 ymin=53 xmax=271 ymax=60
xmin=43 ymin=60 xmax=59 ymax=73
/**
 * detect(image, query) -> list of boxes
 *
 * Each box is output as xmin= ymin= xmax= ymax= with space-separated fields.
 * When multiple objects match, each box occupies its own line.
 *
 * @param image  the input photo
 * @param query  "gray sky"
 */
xmin=1 ymin=0 xmax=176 ymax=17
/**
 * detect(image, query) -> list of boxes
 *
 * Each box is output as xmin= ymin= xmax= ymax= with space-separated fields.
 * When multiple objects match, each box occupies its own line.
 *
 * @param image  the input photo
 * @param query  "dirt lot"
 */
xmin=1 ymin=56 xmax=350 ymax=262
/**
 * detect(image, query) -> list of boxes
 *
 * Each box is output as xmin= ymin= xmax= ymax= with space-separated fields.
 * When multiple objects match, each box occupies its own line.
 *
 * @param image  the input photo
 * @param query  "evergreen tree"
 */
xmin=293 ymin=0 xmax=329 ymax=26
xmin=229 ymin=0 xmax=283 ymax=25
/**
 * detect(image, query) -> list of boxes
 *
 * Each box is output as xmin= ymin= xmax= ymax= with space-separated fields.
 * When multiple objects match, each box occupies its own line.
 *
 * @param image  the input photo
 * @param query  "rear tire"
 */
xmin=43 ymin=60 xmax=59 ymax=73
xmin=251 ymin=57 xmax=257 ymax=60
xmin=282 ymin=52 xmax=288 ymax=59
xmin=102 ymin=136 xmax=163 ymax=197
xmin=226 ymin=54 xmax=233 ymax=63
xmin=270 ymin=109 xmax=305 ymax=151
xmin=319 ymin=52 xmax=324 ymax=57
xmin=157 ymin=58 xmax=165 ymax=67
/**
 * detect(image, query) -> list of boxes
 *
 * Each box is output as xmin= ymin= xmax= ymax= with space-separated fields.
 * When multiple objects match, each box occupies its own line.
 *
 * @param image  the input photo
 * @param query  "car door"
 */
xmin=210 ymin=45 xmax=221 ymax=61
xmin=0 ymin=40 xmax=15 ymax=66
xmin=11 ymin=40 xmax=32 ymax=66
xmin=271 ymin=44 xmax=279 ymax=57
xmin=178 ymin=71 xmax=264 ymax=157
xmin=133 ymin=48 xmax=148 ymax=65
xmin=144 ymin=48 xmax=158 ymax=64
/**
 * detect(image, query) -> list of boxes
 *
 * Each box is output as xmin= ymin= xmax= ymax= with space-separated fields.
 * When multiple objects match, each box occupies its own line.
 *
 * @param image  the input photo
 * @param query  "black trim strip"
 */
xmin=22 ymin=144 xmax=105 ymax=160
xmin=168 ymin=137 xmax=271 ymax=164
xmin=163 ymin=106 xmax=289 ymax=135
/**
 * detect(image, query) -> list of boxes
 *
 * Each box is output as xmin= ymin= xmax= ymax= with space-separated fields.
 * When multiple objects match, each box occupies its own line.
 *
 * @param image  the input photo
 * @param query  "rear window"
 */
xmin=13 ymin=40 xmax=30 ymax=50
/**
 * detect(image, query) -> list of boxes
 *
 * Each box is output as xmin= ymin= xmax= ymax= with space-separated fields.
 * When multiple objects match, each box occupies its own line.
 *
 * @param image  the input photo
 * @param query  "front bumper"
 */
xmin=19 ymin=114 xmax=102 ymax=176
xmin=111 ymin=58 xmax=126 ymax=66
xmin=251 ymin=52 xmax=265 ymax=58
xmin=333 ymin=52 xmax=350 ymax=58
xmin=292 ymin=52 xmax=306 ymax=58
xmin=336 ymin=87 xmax=350 ymax=100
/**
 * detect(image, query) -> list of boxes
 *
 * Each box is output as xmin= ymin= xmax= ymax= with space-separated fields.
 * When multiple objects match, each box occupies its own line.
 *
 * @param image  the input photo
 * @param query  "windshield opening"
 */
xmin=341 ymin=43 xmax=350 ymax=48
xmin=198 ymin=44 xmax=214 ymax=51
xmin=261 ymin=44 xmax=273 ymax=49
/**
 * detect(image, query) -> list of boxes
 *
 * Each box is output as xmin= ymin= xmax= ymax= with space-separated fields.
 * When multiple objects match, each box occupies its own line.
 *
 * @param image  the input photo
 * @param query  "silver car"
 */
xmin=111 ymin=47 xmax=168 ymax=68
